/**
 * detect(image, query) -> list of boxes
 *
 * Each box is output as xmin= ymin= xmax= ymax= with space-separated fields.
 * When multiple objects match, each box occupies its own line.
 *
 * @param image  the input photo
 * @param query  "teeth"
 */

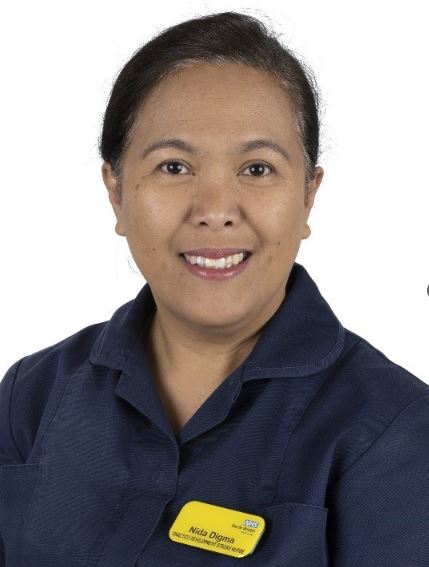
xmin=183 ymin=252 xmax=247 ymax=269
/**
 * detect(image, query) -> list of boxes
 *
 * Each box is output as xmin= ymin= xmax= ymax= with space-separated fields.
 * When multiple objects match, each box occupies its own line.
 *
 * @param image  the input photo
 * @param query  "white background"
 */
xmin=1 ymin=0 xmax=428 ymax=381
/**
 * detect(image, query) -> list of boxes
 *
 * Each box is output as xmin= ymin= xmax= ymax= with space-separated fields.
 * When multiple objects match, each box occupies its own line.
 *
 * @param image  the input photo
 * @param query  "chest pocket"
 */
xmin=0 ymin=463 xmax=41 ymax=567
xmin=230 ymin=501 xmax=328 ymax=567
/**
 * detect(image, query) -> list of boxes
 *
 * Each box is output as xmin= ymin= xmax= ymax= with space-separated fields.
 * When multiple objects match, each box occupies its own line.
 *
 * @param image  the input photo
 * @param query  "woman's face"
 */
xmin=102 ymin=62 xmax=323 ymax=336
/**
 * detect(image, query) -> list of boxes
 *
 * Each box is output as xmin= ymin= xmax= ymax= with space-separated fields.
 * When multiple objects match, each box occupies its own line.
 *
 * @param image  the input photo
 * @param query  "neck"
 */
xmin=143 ymin=285 xmax=287 ymax=389
xmin=145 ymin=309 xmax=260 ymax=388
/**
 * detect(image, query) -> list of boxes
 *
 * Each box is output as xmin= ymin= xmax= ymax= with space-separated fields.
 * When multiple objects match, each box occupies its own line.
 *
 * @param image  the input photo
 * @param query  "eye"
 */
xmin=242 ymin=162 xmax=274 ymax=177
xmin=158 ymin=161 xmax=191 ymax=175
xmin=157 ymin=160 xmax=274 ymax=176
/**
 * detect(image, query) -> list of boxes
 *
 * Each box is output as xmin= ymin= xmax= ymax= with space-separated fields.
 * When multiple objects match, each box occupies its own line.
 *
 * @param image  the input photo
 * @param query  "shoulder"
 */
xmin=325 ymin=339 xmax=429 ymax=562
xmin=0 ymin=321 xmax=107 ymax=464
xmin=325 ymin=342 xmax=429 ymax=564
xmin=320 ymin=327 xmax=429 ymax=483
xmin=337 ymin=328 xmax=429 ymax=409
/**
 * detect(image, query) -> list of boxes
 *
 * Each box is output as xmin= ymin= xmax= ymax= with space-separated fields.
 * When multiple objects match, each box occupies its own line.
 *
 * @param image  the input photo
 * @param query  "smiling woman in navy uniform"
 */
xmin=1 ymin=11 xmax=429 ymax=567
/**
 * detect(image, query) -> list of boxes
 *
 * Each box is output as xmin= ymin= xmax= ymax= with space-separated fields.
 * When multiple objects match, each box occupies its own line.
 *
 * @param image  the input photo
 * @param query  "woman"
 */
xmin=1 ymin=11 xmax=428 ymax=567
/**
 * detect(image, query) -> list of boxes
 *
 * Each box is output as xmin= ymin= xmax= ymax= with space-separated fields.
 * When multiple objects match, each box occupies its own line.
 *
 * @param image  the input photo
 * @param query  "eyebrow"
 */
xmin=140 ymin=137 xmax=291 ymax=164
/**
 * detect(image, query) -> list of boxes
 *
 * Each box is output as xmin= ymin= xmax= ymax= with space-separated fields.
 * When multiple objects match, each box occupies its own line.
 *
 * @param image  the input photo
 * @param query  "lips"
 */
xmin=181 ymin=248 xmax=251 ymax=259
xmin=179 ymin=249 xmax=251 ymax=280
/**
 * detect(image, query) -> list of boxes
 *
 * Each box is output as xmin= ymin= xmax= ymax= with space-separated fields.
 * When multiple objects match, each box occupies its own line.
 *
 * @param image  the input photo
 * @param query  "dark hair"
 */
xmin=99 ymin=10 xmax=323 ymax=203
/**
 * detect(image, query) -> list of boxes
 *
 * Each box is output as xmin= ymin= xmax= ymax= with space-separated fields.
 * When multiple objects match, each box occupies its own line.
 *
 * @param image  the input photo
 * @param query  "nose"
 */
xmin=189 ymin=175 xmax=242 ymax=229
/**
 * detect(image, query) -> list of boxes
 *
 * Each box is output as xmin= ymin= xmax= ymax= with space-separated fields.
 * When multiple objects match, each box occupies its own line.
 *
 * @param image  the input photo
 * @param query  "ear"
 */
xmin=101 ymin=162 xmax=126 ymax=237
xmin=302 ymin=165 xmax=324 ymax=240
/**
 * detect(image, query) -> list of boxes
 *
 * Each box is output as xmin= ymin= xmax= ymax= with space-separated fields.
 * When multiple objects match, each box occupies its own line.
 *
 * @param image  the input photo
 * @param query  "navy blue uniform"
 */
xmin=1 ymin=262 xmax=428 ymax=566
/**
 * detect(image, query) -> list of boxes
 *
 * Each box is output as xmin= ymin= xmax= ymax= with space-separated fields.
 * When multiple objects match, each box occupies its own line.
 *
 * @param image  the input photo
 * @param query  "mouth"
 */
xmin=179 ymin=250 xmax=252 ymax=269
xmin=178 ymin=251 xmax=252 ymax=279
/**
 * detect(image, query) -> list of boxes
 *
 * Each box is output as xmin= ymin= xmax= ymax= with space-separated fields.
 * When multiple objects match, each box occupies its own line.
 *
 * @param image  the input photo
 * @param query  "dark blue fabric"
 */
xmin=1 ymin=261 xmax=428 ymax=566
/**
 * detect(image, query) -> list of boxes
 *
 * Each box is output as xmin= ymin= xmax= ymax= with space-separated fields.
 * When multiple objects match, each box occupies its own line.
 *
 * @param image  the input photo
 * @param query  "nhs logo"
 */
xmin=243 ymin=519 xmax=259 ymax=529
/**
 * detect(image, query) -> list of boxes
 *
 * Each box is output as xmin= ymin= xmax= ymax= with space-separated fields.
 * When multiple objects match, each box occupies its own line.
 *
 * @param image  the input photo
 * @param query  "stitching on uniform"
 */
xmin=8 ymin=356 xmax=28 ymax=463
xmin=329 ymin=393 xmax=429 ymax=492
xmin=246 ymin=322 xmax=346 ymax=372
xmin=267 ymin=338 xmax=364 ymax=509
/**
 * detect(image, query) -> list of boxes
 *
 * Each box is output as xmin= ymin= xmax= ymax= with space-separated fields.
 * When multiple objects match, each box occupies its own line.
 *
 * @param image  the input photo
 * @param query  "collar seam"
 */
xmin=245 ymin=322 xmax=345 ymax=373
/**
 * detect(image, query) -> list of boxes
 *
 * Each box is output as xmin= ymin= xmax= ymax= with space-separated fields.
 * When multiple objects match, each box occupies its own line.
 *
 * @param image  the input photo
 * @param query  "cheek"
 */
xmin=127 ymin=193 xmax=181 ymax=261
xmin=264 ymin=199 xmax=304 ymax=238
xmin=261 ymin=203 xmax=305 ymax=262
xmin=126 ymin=187 xmax=165 ymax=233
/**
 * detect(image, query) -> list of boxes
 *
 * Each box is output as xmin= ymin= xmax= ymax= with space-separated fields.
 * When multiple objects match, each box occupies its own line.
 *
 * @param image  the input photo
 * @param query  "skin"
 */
xmin=101 ymin=62 xmax=324 ymax=431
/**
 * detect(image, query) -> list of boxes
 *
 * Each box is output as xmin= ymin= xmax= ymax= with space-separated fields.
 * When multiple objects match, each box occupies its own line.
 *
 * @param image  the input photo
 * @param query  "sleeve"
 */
xmin=326 ymin=393 xmax=429 ymax=567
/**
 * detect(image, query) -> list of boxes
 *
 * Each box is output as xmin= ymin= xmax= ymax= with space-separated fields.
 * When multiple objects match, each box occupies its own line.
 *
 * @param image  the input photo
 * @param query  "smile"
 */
xmin=179 ymin=252 xmax=252 ymax=280
xmin=183 ymin=251 xmax=249 ymax=269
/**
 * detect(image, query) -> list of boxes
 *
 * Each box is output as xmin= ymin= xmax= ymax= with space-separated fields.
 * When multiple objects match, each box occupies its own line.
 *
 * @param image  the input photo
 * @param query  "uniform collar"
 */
xmin=89 ymin=261 xmax=346 ymax=380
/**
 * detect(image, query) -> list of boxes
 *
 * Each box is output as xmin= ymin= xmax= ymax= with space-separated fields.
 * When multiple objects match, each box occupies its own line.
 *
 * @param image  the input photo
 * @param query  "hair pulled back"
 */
xmin=99 ymin=11 xmax=323 ymax=201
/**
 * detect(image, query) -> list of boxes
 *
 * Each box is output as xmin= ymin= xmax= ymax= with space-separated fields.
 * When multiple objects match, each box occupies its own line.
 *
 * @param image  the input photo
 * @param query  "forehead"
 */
xmin=133 ymin=62 xmax=299 ymax=144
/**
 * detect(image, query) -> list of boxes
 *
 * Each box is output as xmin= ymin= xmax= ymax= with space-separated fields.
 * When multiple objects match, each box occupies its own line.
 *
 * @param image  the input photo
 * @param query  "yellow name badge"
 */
xmin=169 ymin=500 xmax=266 ymax=559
